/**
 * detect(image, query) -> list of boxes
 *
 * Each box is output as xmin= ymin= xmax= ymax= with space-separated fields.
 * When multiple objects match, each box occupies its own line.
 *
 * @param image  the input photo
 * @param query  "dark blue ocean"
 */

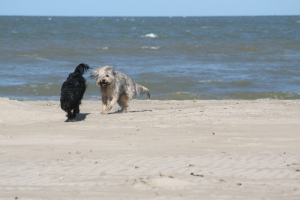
xmin=0 ymin=16 xmax=299 ymax=100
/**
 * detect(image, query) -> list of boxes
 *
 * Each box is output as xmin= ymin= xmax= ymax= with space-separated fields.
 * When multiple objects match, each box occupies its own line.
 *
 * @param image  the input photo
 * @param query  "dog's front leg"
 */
xmin=101 ymin=96 xmax=108 ymax=114
xmin=105 ymin=97 xmax=117 ymax=113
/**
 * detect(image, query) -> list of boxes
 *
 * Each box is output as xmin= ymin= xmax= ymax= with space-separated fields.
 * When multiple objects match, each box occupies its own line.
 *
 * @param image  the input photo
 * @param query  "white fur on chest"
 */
xmin=101 ymin=84 xmax=117 ymax=100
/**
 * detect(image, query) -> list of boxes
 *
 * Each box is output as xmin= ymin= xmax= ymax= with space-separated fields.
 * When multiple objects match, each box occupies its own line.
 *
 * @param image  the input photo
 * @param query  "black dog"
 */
xmin=60 ymin=63 xmax=91 ymax=122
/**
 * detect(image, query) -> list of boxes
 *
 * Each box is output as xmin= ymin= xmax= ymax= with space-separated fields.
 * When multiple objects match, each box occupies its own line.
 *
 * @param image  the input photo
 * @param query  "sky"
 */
xmin=1 ymin=0 xmax=300 ymax=17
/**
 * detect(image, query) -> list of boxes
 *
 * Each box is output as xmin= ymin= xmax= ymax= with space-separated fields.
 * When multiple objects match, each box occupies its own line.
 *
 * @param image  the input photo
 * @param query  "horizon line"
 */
xmin=1 ymin=14 xmax=299 ymax=18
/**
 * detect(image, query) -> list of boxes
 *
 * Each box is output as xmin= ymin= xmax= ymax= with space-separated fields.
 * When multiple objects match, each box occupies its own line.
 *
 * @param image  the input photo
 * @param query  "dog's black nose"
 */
xmin=101 ymin=79 xmax=106 ymax=83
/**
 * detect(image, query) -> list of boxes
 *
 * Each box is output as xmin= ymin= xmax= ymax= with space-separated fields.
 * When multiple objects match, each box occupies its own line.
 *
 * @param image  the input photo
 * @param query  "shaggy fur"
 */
xmin=90 ymin=65 xmax=150 ymax=114
xmin=60 ymin=63 xmax=91 ymax=121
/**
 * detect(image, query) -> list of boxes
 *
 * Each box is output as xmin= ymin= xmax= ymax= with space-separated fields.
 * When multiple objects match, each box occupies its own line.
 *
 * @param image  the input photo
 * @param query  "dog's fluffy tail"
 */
xmin=135 ymin=83 xmax=150 ymax=99
xmin=74 ymin=63 xmax=91 ymax=75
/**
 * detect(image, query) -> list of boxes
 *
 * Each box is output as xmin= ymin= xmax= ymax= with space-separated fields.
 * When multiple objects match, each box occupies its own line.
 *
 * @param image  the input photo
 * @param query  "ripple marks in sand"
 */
xmin=0 ymin=154 xmax=299 ymax=191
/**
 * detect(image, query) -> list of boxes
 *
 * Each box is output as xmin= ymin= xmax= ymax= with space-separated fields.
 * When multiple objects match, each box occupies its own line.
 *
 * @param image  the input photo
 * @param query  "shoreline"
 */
xmin=2 ymin=89 xmax=300 ymax=102
xmin=0 ymin=98 xmax=299 ymax=199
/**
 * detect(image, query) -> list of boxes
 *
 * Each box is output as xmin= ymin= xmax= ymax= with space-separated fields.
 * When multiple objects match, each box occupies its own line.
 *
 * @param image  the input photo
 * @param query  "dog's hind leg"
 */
xmin=74 ymin=103 xmax=80 ymax=116
xmin=117 ymin=95 xmax=129 ymax=113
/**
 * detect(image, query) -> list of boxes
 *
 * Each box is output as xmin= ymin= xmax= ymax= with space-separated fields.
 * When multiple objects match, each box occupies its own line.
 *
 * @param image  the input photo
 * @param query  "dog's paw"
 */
xmin=66 ymin=118 xmax=77 ymax=122
xmin=101 ymin=111 xmax=108 ymax=115
xmin=120 ymin=109 xmax=127 ymax=113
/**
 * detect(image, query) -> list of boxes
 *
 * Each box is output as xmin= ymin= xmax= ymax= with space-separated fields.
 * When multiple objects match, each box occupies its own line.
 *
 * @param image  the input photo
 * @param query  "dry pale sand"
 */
xmin=0 ymin=97 xmax=299 ymax=200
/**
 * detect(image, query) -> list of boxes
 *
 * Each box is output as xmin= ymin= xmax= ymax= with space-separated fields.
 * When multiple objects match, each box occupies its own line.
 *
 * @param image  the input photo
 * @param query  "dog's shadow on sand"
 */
xmin=128 ymin=110 xmax=153 ymax=113
xmin=109 ymin=110 xmax=153 ymax=115
xmin=77 ymin=113 xmax=90 ymax=121
xmin=64 ymin=113 xmax=90 ymax=122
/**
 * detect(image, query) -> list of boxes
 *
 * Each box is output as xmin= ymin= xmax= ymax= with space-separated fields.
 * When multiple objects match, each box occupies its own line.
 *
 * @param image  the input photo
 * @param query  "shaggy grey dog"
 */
xmin=90 ymin=66 xmax=150 ymax=114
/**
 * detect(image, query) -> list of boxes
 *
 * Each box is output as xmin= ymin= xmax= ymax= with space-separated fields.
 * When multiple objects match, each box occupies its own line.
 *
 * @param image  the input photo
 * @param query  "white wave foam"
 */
xmin=142 ymin=33 xmax=158 ymax=38
xmin=29 ymin=84 xmax=38 ymax=88
xmin=32 ymin=54 xmax=49 ymax=61
xmin=173 ymin=92 xmax=193 ymax=95
xmin=198 ymin=80 xmax=222 ymax=83
xmin=142 ymin=46 xmax=160 ymax=50
xmin=96 ymin=47 xmax=109 ymax=50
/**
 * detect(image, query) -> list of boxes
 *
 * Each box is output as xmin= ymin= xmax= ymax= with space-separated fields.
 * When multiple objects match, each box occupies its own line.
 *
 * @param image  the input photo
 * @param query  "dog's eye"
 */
xmin=106 ymin=75 xmax=109 ymax=77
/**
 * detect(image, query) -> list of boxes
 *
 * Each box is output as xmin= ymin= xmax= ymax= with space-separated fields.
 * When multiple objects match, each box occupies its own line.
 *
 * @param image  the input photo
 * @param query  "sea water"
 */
xmin=0 ymin=16 xmax=299 ymax=100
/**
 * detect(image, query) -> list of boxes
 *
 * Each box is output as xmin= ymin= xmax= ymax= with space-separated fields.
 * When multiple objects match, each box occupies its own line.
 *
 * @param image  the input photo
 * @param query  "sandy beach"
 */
xmin=0 ymin=97 xmax=299 ymax=199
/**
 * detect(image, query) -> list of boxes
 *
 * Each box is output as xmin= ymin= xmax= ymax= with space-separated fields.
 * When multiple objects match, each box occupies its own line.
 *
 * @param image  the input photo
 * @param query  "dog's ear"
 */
xmin=90 ymin=68 xmax=100 ymax=79
xmin=75 ymin=63 xmax=91 ymax=75
xmin=106 ymin=65 xmax=115 ymax=72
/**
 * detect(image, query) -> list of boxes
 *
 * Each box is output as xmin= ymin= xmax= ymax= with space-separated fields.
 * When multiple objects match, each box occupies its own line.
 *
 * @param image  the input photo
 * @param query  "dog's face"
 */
xmin=91 ymin=66 xmax=115 ymax=88
xmin=60 ymin=97 xmax=71 ymax=112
